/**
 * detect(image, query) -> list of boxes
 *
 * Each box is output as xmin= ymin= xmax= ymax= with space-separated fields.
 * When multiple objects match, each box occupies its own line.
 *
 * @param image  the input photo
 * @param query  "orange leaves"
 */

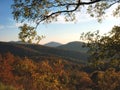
xmin=0 ymin=53 xmax=15 ymax=85
xmin=91 ymin=68 xmax=120 ymax=90
xmin=1 ymin=52 xmax=120 ymax=90
xmin=17 ymin=57 xmax=37 ymax=73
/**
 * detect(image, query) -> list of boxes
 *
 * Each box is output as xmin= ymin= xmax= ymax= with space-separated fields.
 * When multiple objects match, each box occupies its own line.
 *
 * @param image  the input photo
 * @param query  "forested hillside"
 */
xmin=0 ymin=42 xmax=88 ymax=63
xmin=0 ymin=52 xmax=120 ymax=90
xmin=57 ymin=41 xmax=88 ymax=53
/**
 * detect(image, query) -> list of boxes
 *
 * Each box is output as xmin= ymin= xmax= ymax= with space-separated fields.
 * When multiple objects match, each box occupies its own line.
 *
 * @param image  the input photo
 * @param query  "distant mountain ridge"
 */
xmin=44 ymin=41 xmax=62 ymax=47
xmin=9 ymin=41 xmax=30 ymax=44
xmin=9 ymin=41 xmax=88 ymax=53
xmin=57 ymin=41 xmax=88 ymax=53
xmin=0 ymin=41 xmax=88 ymax=63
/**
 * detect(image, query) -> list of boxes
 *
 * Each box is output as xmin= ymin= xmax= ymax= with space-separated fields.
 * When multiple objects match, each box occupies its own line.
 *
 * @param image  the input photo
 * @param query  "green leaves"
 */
xmin=19 ymin=24 xmax=45 ymax=44
xmin=87 ymin=2 xmax=109 ymax=22
xmin=12 ymin=0 xmax=120 ymax=25
xmin=11 ymin=0 xmax=120 ymax=43
xmin=80 ymin=26 xmax=120 ymax=63
xmin=113 ymin=4 xmax=120 ymax=17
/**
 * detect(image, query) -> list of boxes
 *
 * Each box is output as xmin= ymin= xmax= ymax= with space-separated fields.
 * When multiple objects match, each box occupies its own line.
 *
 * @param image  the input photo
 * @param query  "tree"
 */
xmin=11 ymin=0 xmax=120 ymax=43
xmin=0 ymin=53 xmax=15 ymax=85
xmin=19 ymin=24 xmax=45 ymax=43
xmin=91 ymin=68 xmax=120 ymax=90
xmin=80 ymin=26 xmax=120 ymax=69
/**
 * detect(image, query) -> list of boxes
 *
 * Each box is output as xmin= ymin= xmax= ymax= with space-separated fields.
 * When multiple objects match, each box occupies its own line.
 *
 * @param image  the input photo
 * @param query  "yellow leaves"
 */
xmin=19 ymin=24 xmax=43 ymax=44
xmin=38 ymin=4 xmax=43 ymax=8
xmin=1 ymin=52 xmax=120 ymax=90
xmin=0 ymin=82 xmax=17 ymax=90
xmin=54 ymin=79 xmax=59 ymax=84
xmin=24 ymin=7 xmax=30 ymax=17
xmin=40 ymin=61 xmax=53 ymax=73
xmin=91 ymin=68 xmax=120 ymax=90
xmin=16 ymin=57 xmax=37 ymax=74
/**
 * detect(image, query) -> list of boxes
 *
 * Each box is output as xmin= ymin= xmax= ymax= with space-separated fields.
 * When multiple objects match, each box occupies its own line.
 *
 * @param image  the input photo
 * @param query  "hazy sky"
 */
xmin=0 ymin=0 xmax=120 ymax=44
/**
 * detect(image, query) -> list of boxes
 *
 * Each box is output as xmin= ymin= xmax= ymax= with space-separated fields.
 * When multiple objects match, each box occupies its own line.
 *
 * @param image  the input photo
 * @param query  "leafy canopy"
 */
xmin=19 ymin=24 xmax=45 ymax=44
xmin=11 ymin=0 xmax=120 ymax=43
xmin=80 ymin=26 xmax=120 ymax=63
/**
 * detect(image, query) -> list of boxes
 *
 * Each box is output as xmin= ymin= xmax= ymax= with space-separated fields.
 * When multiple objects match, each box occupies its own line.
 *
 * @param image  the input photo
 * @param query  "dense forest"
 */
xmin=0 ymin=52 xmax=120 ymax=90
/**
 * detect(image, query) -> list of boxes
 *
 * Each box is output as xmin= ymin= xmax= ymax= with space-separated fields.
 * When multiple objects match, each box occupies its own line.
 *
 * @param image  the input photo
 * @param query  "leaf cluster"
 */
xmin=80 ymin=26 xmax=120 ymax=70
xmin=1 ymin=52 xmax=120 ymax=90
xmin=19 ymin=24 xmax=45 ymax=44
xmin=11 ymin=0 xmax=120 ymax=43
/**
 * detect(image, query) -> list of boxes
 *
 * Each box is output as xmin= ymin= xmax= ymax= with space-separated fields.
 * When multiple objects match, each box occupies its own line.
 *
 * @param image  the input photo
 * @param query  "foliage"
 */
xmin=91 ymin=68 xmax=120 ymax=90
xmin=0 ymin=52 xmax=120 ymax=90
xmin=11 ymin=0 xmax=120 ymax=43
xmin=0 ymin=52 xmax=15 ymax=85
xmin=80 ymin=26 xmax=120 ymax=66
xmin=12 ymin=0 xmax=120 ymax=23
xmin=0 ymin=82 xmax=16 ymax=90
xmin=19 ymin=24 xmax=45 ymax=44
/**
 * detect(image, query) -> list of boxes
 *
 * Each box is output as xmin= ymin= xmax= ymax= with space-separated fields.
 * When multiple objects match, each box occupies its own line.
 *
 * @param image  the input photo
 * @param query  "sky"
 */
xmin=0 ymin=0 xmax=120 ymax=45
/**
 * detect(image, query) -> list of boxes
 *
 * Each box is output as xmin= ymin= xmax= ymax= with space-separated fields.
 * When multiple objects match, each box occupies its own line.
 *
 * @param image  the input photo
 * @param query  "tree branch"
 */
xmin=36 ymin=0 xmax=102 ymax=26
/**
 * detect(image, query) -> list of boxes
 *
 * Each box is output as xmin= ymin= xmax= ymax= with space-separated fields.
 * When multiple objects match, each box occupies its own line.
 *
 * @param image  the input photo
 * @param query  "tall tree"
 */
xmin=11 ymin=0 xmax=120 ymax=43
xmin=80 ymin=26 xmax=120 ymax=68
